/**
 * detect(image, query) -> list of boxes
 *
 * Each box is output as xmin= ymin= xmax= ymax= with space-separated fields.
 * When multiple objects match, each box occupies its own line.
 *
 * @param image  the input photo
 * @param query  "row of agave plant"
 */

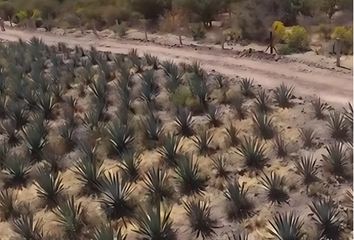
xmin=0 ymin=37 xmax=351 ymax=240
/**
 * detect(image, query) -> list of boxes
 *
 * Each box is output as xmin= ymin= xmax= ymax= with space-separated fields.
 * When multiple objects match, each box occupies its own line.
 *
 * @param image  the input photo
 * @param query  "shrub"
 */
xmin=311 ymin=96 xmax=329 ymax=120
xmin=236 ymin=137 xmax=268 ymax=171
xmin=273 ymin=133 xmax=287 ymax=158
xmin=252 ymin=110 xmax=274 ymax=140
xmin=11 ymin=213 xmax=43 ymax=240
xmin=268 ymin=212 xmax=304 ymax=240
xmin=261 ymin=172 xmax=289 ymax=205
xmin=298 ymin=128 xmax=316 ymax=148
xmin=272 ymin=21 xmax=286 ymax=43
xmin=327 ymin=111 xmax=348 ymax=140
xmin=322 ymin=142 xmax=348 ymax=176
xmin=191 ymin=23 xmax=207 ymax=40
xmin=331 ymin=26 xmax=353 ymax=55
xmin=273 ymin=83 xmax=294 ymax=109
xmin=110 ymin=22 xmax=128 ymax=37
xmin=211 ymin=155 xmax=231 ymax=181
xmin=287 ymin=25 xmax=309 ymax=52
xmin=294 ymin=155 xmax=319 ymax=187
xmin=318 ymin=24 xmax=334 ymax=41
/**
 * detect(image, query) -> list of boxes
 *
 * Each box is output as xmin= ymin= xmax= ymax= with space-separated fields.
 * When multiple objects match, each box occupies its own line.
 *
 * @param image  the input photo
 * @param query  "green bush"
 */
xmin=110 ymin=22 xmax=128 ymax=37
xmin=272 ymin=21 xmax=286 ymax=42
xmin=16 ymin=10 xmax=28 ymax=22
xmin=287 ymin=25 xmax=309 ymax=52
xmin=170 ymin=86 xmax=194 ymax=107
xmin=331 ymin=26 xmax=353 ymax=55
xmin=191 ymin=23 xmax=206 ymax=40
xmin=318 ymin=24 xmax=334 ymax=41
xmin=277 ymin=44 xmax=293 ymax=55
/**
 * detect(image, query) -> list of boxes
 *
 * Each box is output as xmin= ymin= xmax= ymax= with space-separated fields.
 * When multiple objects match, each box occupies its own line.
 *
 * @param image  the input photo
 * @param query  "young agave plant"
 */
xmin=158 ymin=132 xmax=182 ymax=167
xmin=252 ymin=110 xmax=274 ymax=140
xmin=133 ymin=204 xmax=176 ymax=240
xmin=343 ymin=102 xmax=353 ymax=128
xmin=36 ymin=90 xmax=57 ymax=120
xmin=174 ymin=155 xmax=207 ymax=196
xmin=230 ymin=95 xmax=247 ymax=120
xmin=144 ymin=53 xmax=159 ymax=70
xmin=309 ymin=198 xmax=341 ymax=240
xmin=11 ymin=213 xmax=43 ymax=240
xmin=1 ymin=120 xmax=21 ymax=147
xmin=120 ymin=149 xmax=142 ymax=182
xmin=0 ymin=189 xmax=18 ymax=221
xmin=141 ymin=111 xmax=164 ymax=148
xmin=163 ymin=61 xmax=184 ymax=93
xmin=140 ymin=69 xmax=159 ymax=103
xmin=224 ymin=179 xmax=254 ymax=222
xmin=107 ymin=119 xmax=134 ymax=155
xmin=190 ymin=73 xmax=208 ymax=108
xmin=174 ymin=106 xmax=195 ymax=137
xmin=8 ymin=102 xmax=31 ymax=131
xmin=0 ymin=94 xmax=7 ymax=119
xmin=298 ymin=127 xmax=316 ymax=148
xmin=143 ymin=167 xmax=175 ymax=204
xmin=322 ymin=142 xmax=348 ymax=175
xmin=273 ymin=83 xmax=294 ymax=109
xmin=214 ymin=74 xmax=227 ymax=89
xmin=99 ymin=172 xmax=136 ymax=222
xmin=206 ymin=105 xmax=222 ymax=128
xmin=35 ymin=168 xmax=64 ymax=208
xmin=227 ymin=232 xmax=248 ymax=240
xmin=260 ymin=172 xmax=289 ymax=205
xmin=294 ymin=155 xmax=320 ymax=188
xmin=268 ymin=212 xmax=304 ymax=240
xmin=41 ymin=148 xmax=62 ymax=174
xmin=240 ymin=78 xmax=254 ymax=98
xmin=3 ymin=154 xmax=31 ymax=187
xmin=327 ymin=111 xmax=348 ymax=140
xmin=22 ymin=120 xmax=48 ymax=162
xmin=236 ymin=137 xmax=268 ymax=171
xmin=225 ymin=123 xmax=241 ymax=147
xmin=60 ymin=109 xmax=76 ymax=151
xmin=74 ymin=147 xmax=104 ymax=193
xmin=183 ymin=199 xmax=218 ymax=239
xmin=272 ymin=133 xmax=287 ymax=158
xmin=128 ymin=49 xmax=144 ymax=73
xmin=211 ymin=155 xmax=231 ymax=181
xmin=254 ymin=89 xmax=271 ymax=113
xmin=53 ymin=196 xmax=84 ymax=239
xmin=193 ymin=130 xmax=214 ymax=157
xmin=94 ymin=223 xmax=127 ymax=240
xmin=311 ymin=96 xmax=328 ymax=120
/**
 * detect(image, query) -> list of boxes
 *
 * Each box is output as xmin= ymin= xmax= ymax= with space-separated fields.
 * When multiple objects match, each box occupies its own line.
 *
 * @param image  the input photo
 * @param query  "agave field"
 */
xmin=0 ymin=37 xmax=352 ymax=240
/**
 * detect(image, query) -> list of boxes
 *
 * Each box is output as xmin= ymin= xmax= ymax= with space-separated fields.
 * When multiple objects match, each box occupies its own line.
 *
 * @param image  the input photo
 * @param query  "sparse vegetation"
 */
xmin=261 ymin=172 xmax=289 ymax=205
xmin=273 ymin=83 xmax=294 ymax=109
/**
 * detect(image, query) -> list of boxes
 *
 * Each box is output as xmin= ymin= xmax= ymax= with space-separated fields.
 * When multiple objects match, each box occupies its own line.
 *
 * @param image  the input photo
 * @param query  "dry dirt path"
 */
xmin=0 ymin=27 xmax=352 ymax=105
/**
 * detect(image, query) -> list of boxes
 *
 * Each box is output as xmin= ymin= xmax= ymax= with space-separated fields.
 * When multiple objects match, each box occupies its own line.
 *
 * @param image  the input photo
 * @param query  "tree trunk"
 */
xmin=8 ymin=16 xmax=12 ymax=27
xmin=78 ymin=17 xmax=84 ymax=34
xmin=92 ymin=19 xmax=98 ymax=37
xmin=144 ymin=21 xmax=148 ymax=41
xmin=116 ymin=19 xmax=119 ymax=27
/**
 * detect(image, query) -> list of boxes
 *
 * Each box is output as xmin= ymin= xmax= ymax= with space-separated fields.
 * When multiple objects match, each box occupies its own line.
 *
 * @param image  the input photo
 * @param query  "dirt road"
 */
xmin=0 ymin=27 xmax=352 ymax=105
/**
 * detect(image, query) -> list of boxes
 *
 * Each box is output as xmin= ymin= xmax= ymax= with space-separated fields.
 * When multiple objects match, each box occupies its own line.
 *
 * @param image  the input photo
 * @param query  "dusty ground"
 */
xmin=0 ymin=23 xmax=352 ymax=240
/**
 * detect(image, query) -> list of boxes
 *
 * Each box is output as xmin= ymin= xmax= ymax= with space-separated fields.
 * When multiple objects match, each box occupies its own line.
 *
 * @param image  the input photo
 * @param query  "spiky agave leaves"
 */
xmin=144 ymin=53 xmax=159 ymax=70
xmin=309 ymin=198 xmax=341 ymax=240
xmin=163 ymin=61 xmax=184 ymax=93
xmin=3 ymin=154 xmax=31 ymax=187
xmin=254 ymin=89 xmax=271 ymax=113
xmin=35 ymin=169 xmax=64 ymax=209
xmin=8 ymin=102 xmax=31 ymax=131
xmin=143 ymin=167 xmax=175 ymax=204
xmin=133 ymin=203 xmax=176 ymax=240
xmin=141 ymin=111 xmax=164 ymax=149
xmin=128 ymin=49 xmax=143 ymax=73
xmin=140 ymin=69 xmax=159 ymax=103
xmin=99 ymin=172 xmax=136 ymax=222
xmin=59 ymin=108 xmax=77 ymax=151
xmin=158 ymin=132 xmax=182 ymax=167
xmin=224 ymin=179 xmax=254 ymax=222
xmin=193 ymin=130 xmax=214 ymax=157
xmin=268 ymin=212 xmax=304 ymax=240
xmin=343 ymin=102 xmax=353 ymax=128
xmin=240 ymin=78 xmax=254 ymax=98
xmin=53 ymin=196 xmax=84 ymax=239
xmin=311 ymin=96 xmax=329 ymax=120
xmin=174 ymin=155 xmax=207 ymax=196
xmin=206 ymin=105 xmax=222 ymax=128
xmin=225 ymin=123 xmax=241 ymax=147
xmin=1 ymin=120 xmax=21 ymax=147
xmin=22 ymin=120 xmax=48 ymax=162
xmin=94 ymin=223 xmax=127 ymax=240
xmin=211 ymin=155 xmax=231 ymax=181
xmin=322 ymin=142 xmax=349 ymax=176
xmin=214 ymin=74 xmax=227 ymax=89
xmin=189 ymin=72 xmax=208 ymax=108
xmin=174 ymin=106 xmax=195 ymax=137
xmin=0 ymin=189 xmax=18 ymax=221
xmin=183 ymin=199 xmax=218 ymax=239
xmin=294 ymin=155 xmax=320 ymax=187
xmin=107 ymin=119 xmax=134 ymax=156
xmin=74 ymin=144 xmax=104 ymax=193
xmin=11 ymin=213 xmax=43 ymax=240
xmin=273 ymin=83 xmax=294 ymax=109
xmin=230 ymin=95 xmax=247 ymax=120
xmin=120 ymin=149 xmax=142 ymax=182
xmin=36 ymin=90 xmax=57 ymax=120
xmin=236 ymin=137 xmax=268 ymax=171
xmin=272 ymin=133 xmax=287 ymax=158
xmin=227 ymin=232 xmax=248 ymax=240
xmin=90 ymin=74 xmax=109 ymax=108
xmin=327 ymin=111 xmax=349 ymax=140
xmin=252 ymin=110 xmax=274 ymax=140
xmin=298 ymin=127 xmax=316 ymax=148
xmin=260 ymin=172 xmax=289 ymax=205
